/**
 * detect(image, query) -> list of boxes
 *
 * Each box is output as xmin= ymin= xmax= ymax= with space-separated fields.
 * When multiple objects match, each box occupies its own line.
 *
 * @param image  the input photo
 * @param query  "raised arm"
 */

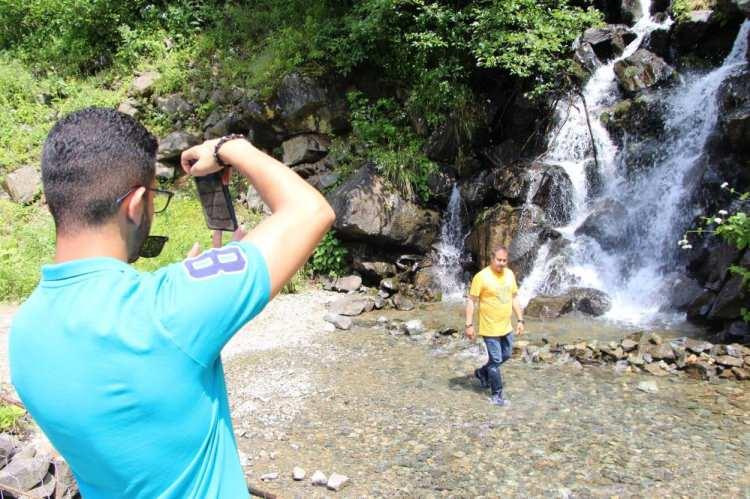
xmin=181 ymin=138 xmax=335 ymax=298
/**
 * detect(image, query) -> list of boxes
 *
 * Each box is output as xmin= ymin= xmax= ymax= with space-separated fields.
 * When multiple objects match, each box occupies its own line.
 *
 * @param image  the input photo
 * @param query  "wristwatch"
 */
xmin=465 ymin=323 xmax=473 ymax=327
xmin=517 ymin=319 xmax=525 ymax=324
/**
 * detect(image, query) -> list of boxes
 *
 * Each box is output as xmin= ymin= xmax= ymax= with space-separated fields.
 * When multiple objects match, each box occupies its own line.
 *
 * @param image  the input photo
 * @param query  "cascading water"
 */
xmin=520 ymin=2 xmax=750 ymax=325
xmin=434 ymin=185 xmax=468 ymax=300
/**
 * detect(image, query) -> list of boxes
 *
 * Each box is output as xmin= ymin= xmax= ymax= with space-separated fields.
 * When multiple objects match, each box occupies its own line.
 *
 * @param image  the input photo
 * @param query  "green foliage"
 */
xmin=715 ymin=211 xmax=750 ymax=250
xmin=0 ymin=404 xmax=25 ymax=432
xmin=0 ymin=200 xmax=56 ymax=302
xmin=311 ymin=231 xmax=348 ymax=277
xmin=346 ymin=91 xmax=436 ymax=201
xmin=282 ymin=266 xmax=312 ymax=294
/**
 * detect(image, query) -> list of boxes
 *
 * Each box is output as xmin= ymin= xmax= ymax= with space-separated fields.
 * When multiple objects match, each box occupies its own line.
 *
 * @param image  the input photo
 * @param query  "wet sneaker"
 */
xmin=474 ymin=368 xmax=488 ymax=389
xmin=489 ymin=394 xmax=510 ymax=407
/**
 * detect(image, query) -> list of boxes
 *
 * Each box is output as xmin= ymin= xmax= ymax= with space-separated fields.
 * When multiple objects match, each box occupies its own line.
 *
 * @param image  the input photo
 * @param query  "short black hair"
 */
xmin=42 ymin=107 xmax=157 ymax=233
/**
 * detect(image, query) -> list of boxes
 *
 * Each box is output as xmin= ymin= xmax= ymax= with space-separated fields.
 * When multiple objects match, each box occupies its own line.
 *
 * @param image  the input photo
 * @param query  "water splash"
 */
xmin=434 ymin=185 xmax=468 ymax=301
xmin=520 ymin=5 xmax=750 ymax=326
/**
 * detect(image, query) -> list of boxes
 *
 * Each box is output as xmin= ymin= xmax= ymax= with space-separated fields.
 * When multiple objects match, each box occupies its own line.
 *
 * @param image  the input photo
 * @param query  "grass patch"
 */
xmin=0 ymin=404 xmax=25 ymax=433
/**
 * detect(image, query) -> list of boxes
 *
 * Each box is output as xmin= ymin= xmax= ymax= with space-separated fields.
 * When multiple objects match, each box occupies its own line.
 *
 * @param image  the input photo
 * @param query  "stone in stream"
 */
xmin=0 ymin=453 xmax=51 ymax=492
xmin=644 ymin=363 xmax=669 ymax=377
xmin=404 ymin=320 xmax=425 ymax=336
xmin=393 ymin=294 xmax=415 ymax=311
xmin=331 ymin=275 xmax=362 ymax=293
xmin=328 ymin=295 xmax=375 ymax=316
xmin=719 ymin=368 xmax=737 ymax=380
xmin=649 ymin=343 xmax=675 ymax=361
xmin=637 ymin=380 xmax=659 ymax=393
xmin=326 ymin=472 xmax=350 ymax=491
xmin=726 ymin=343 xmax=750 ymax=358
xmin=311 ymin=470 xmax=327 ymax=485
xmin=715 ymin=355 xmax=744 ymax=368
xmin=260 ymin=472 xmax=278 ymax=481
xmin=620 ymin=338 xmax=638 ymax=352
xmin=684 ymin=338 xmax=713 ymax=353
xmin=323 ymin=314 xmax=352 ymax=330
xmin=292 ymin=467 xmax=306 ymax=481
xmin=627 ymin=353 xmax=645 ymax=366
xmin=684 ymin=361 xmax=717 ymax=380
xmin=732 ymin=367 xmax=750 ymax=380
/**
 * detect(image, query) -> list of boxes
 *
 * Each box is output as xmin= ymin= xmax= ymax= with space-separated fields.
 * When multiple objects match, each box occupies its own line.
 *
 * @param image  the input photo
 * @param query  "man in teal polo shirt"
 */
xmin=10 ymin=107 xmax=335 ymax=498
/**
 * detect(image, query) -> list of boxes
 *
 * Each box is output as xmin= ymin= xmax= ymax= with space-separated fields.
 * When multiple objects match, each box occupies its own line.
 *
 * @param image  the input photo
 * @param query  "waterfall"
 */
xmin=434 ymin=185 xmax=467 ymax=301
xmin=520 ymin=2 xmax=750 ymax=325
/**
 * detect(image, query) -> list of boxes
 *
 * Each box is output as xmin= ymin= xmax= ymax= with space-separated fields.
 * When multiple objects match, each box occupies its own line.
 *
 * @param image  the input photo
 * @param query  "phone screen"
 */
xmin=194 ymin=172 xmax=238 ymax=232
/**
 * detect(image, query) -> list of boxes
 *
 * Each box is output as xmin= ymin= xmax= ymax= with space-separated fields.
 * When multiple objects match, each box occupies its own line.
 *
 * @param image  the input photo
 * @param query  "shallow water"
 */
xmin=226 ymin=306 xmax=750 ymax=497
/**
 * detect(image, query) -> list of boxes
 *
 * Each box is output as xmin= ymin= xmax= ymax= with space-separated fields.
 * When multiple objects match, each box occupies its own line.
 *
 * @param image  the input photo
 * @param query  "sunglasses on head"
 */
xmin=139 ymin=235 xmax=169 ymax=258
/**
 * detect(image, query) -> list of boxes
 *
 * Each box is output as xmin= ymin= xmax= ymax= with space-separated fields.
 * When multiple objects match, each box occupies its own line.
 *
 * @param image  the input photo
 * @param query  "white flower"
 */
xmin=714 ymin=217 xmax=723 ymax=224
xmin=682 ymin=244 xmax=693 ymax=250
xmin=718 ymin=210 xmax=728 ymax=216
xmin=721 ymin=182 xmax=729 ymax=189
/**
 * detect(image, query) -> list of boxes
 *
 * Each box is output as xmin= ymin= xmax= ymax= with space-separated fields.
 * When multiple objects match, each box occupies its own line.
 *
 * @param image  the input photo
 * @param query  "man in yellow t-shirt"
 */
xmin=465 ymin=246 xmax=525 ymax=407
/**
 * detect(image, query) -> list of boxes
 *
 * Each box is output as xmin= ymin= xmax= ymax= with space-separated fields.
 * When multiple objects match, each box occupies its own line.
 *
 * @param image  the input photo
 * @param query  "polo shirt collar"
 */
xmin=42 ymin=257 xmax=133 ymax=282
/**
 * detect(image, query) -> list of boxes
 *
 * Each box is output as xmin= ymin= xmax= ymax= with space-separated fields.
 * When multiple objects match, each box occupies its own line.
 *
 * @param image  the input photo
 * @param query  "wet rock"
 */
xmin=154 ymin=94 xmax=194 ymax=117
xmin=567 ymin=288 xmax=612 ymax=316
xmin=708 ymin=274 xmax=748 ymax=319
xmin=393 ymin=294 xmax=415 ymax=311
xmin=574 ymin=199 xmax=628 ymax=251
xmin=574 ymin=35 xmax=601 ymax=72
xmin=640 ymin=28 xmax=671 ymax=60
xmin=644 ymin=363 xmax=669 ymax=376
xmin=3 ymin=165 xmax=41 ymax=204
xmin=684 ymin=338 xmax=713 ymax=354
xmin=684 ymin=361 xmax=717 ymax=380
xmin=580 ymin=25 xmax=637 ymax=63
xmin=327 ymin=164 xmax=440 ymax=252
xmin=130 ymin=71 xmax=159 ymax=96
xmin=380 ymin=277 xmax=400 ymax=294
xmin=726 ymin=343 xmax=750 ymax=357
xmin=491 ymin=163 xmax=533 ymax=205
xmin=621 ymin=338 xmax=638 ymax=352
xmin=637 ymin=380 xmax=659 ymax=393
xmin=311 ymin=470 xmax=327 ymax=485
xmin=686 ymin=289 xmax=717 ymax=322
xmin=0 ymin=436 xmax=14 ymax=468
xmin=404 ymin=320 xmax=425 ymax=336
xmin=525 ymin=295 xmax=569 ymax=319
xmin=157 ymin=131 xmax=199 ymax=161
xmin=327 ymin=472 xmax=350 ymax=491
xmin=282 ymin=134 xmax=330 ymax=166
xmin=732 ymin=367 xmax=750 ymax=380
xmin=614 ymin=49 xmax=675 ymax=96
xmin=620 ymin=0 xmax=642 ymax=24
xmin=323 ymin=313 xmax=353 ymax=331
xmin=328 ymin=296 xmax=375 ymax=316
xmin=649 ymin=342 xmax=675 ymax=361
xmin=292 ymin=466 xmax=306 ymax=480
xmin=331 ymin=275 xmax=362 ymax=293
xmin=668 ymin=275 xmax=705 ymax=310
xmin=28 ymin=473 xmax=56 ymax=498
xmin=532 ymin=165 xmax=574 ymax=226
xmin=715 ymin=355 xmax=743 ymax=368
xmin=600 ymin=96 xmax=666 ymax=145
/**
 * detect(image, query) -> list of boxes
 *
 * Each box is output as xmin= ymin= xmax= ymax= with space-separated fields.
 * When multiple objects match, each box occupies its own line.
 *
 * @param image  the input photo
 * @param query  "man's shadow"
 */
xmin=448 ymin=374 xmax=486 ymax=394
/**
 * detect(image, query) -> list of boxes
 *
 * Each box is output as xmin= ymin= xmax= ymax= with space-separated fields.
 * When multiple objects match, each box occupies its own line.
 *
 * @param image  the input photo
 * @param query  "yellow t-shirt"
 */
xmin=469 ymin=266 xmax=518 ymax=337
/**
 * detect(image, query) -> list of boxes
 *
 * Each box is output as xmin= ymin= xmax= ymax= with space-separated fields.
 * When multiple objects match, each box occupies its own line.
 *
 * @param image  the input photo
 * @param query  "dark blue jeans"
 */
xmin=479 ymin=333 xmax=514 ymax=396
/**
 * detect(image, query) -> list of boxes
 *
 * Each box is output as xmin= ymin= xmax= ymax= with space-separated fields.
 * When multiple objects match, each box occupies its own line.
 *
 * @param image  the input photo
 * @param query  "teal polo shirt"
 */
xmin=10 ymin=242 xmax=270 ymax=498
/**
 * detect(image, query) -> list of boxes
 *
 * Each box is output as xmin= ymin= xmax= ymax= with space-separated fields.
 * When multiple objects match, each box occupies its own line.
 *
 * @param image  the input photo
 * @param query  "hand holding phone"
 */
xmin=194 ymin=171 xmax=238 ymax=232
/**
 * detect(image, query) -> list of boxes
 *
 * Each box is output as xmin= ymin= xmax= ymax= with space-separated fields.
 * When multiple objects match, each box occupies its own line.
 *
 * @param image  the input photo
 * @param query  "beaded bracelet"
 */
xmin=214 ymin=134 xmax=246 ymax=168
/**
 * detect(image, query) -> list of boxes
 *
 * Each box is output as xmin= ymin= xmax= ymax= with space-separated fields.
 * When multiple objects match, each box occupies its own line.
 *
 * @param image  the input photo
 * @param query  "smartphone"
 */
xmin=194 ymin=172 xmax=238 ymax=232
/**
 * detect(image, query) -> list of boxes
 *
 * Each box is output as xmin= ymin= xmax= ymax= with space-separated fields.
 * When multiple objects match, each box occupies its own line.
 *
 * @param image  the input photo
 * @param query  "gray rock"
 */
xmin=580 ymin=25 xmax=637 ymax=63
xmin=380 ymin=277 xmax=400 ymax=293
xmin=735 ymin=0 xmax=750 ymax=17
xmin=28 ymin=474 xmax=56 ymax=498
xmin=0 ymin=436 xmax=15 ymax=468
xmin=311 ymin=470 xmax=327 ymax=485
xmin=649 ymin=342 xmax=675 ymax=360
xmin=715 ymin=355 xmax=743 ymax=368
xmin=405 ymin=320 xmax=425 ymax=335
xmin=574 ymin=199 xmax=628 ymax=251
xmin=525 ymin=295 xmax=570 ymax=319
xmin=326 ymin=472 xmax=350 ymax=491
xmin=203 ymin=112 xmax=247 ymax=140
xmin=282 ymin=134 xmax=330 ymax=166
xmin=393 ymin=294 xmax=415 ymax=311
xmin=621 ymin=338 xmax=638 ymax=351
xmin=3 ymin=165 xmax=41 ymax=204
xmin=245 ymin=186 xmax=271 ymax=215
xmin=644 ymin=362 xmax=669 ymax=376
xmin=157 ymin=132 xmax=199 ymax=161
xmin=327 ymin=164 xmax=440 ymax=252
xmin=567 ymin=287 xmax=612 ymax=316
xmin=684 ymin=361 xmax=717 ymax=380
xmin=131 ymin=71 xmax=160 ymax=96
xmin=154 ymin=94 xmax=194 ymax=117
xmin=732 ymin=367 xmax=750 ymax=380
xmin=117 ymin=99 xmax=141 ymax=118
xmin=260 ymin=472 xmax=278 ymax=481
xmin=0 ymin=454 xmax=50 ymax=491
xmin=306 ymin=172 xmax=339 ymax=190
xmin=155 ymin=162 xmax=175 ymax=181
xmin=637 ymin=380 xmax=659 ymax=393
xmin=726 ymin=343 xmax=750 ymax=357
xmin=292 ymin=466 xmax=306 ymax=480
xmin=328 ymin=295 xmax=375 ymax=316
xmin=532 ymin=165 xmax=574 ymax=226
xmin=323 ymin=313 xmax=353 ymax=330
xmin=684 ymin=338 xmax=713 ymax=353
xmin=331 ymin=275 xmax=362 ymax=293
xmin=614 ymin=49 xmax=675 ymax=95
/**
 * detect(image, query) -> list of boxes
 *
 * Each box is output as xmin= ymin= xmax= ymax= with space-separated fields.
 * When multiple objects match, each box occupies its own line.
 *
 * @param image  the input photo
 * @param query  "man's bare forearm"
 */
xmin=512 ymin=296 xmax=524 ymax=321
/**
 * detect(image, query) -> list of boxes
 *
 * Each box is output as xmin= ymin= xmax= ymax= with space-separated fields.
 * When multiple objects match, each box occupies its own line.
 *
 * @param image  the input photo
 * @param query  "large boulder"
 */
xmin=282 ymin=134 xmax=330 ymax=166
xmin=716 ymin=69 xmax=750 ymax=156
xmin=580 ymin=25 xmax=637 ymax=63
xmin=526 ymin=287 xmax=611 ymax=318
xmin=613 ymin=49 xmax=676 ymax=96
xmin=574 ymin=199 xmax=628 ymax=251
xmin=328 ymin=295 xmax=375 ymax=316
xmin=639 ymin=28 xmax=671 ymax=61
xmin=601 ymin=96 xmax=666 ymax=146
xmin=466 ymin=203 xmax=546 ymax=280
xmin=531 ymin=165 xmax=574 ymax=226
xmin=157 ymin=132 xmax=199 ymax=161
xmin=670 ymin=9 xmax=745 ymax=67
xmin=130 ymin=71 xmax=160 ymax=97
xmin=3 ymin=166 xmax=41 ymax=204
xmin=154 ymin=94 xmax=194 ymax=117
xmin=327 ymin=164 xmax=440 ymax=252
xmin=273 ymin=73 xmax=348 ymax=135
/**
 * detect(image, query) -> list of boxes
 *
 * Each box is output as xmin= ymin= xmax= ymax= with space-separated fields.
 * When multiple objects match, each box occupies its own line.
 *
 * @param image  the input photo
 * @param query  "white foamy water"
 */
xmin=434 ymin=185 xmax=468 ymax=301
xmin=520 ymin=5 xmax=750 ymax=326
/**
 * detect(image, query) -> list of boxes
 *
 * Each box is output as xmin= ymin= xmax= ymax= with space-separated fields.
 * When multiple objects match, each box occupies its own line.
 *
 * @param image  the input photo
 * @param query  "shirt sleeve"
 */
xmin=469 ymin=272 xmax=482 ymax=297
xmin=150 ymin=241 xmax=271 ymax=367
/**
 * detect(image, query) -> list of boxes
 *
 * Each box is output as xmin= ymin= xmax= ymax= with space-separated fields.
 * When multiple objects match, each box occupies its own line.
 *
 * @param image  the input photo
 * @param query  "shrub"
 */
xmin=311 ymin=231 xmax=348 ymax=277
